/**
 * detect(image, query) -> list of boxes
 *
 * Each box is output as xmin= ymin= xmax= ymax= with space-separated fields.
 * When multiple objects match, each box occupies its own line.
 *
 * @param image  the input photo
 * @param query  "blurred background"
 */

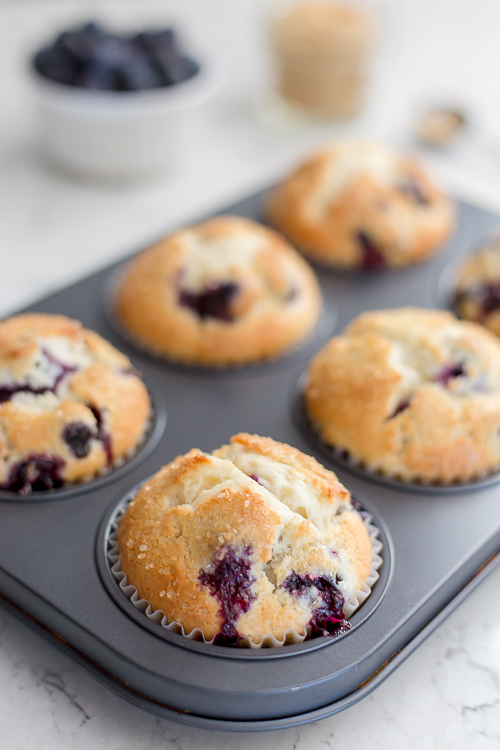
xmin=2 ymin=0 xmax=500 ymax=317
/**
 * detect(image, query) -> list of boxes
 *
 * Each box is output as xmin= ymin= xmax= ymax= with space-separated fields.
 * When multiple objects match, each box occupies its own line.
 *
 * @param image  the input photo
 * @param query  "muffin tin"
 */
xmin=0 ymin=187 xmax=500 ymax=732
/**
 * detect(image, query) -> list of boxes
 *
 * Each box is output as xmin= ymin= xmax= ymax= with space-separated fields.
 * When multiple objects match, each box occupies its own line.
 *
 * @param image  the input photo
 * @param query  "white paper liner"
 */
xmin=104 ymin=266 xmax=328 ymax=372
xmin=106 ymin=497 xmax=383 ymax=649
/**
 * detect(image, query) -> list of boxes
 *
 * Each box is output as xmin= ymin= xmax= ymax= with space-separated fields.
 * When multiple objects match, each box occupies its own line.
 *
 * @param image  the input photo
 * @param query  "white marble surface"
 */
xmin=1 ymin=0 xmax=500 ymax=747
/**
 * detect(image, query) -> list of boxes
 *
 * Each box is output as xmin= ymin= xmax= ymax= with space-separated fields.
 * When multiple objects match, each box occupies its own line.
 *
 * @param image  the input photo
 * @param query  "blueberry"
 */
xmin=179 ymin=282 xmax=239 ymax=322
xmin=62 ymin=421 xmax=94 ymax=458
xmin=388 ymin=398 xmax=411 ymax=418
xmin=283 ymin=571 xmax=350 ymax=638
xmin=0 ymin=350 xmax=77 ymax=404
xmin=3 ymin=454 xmax=65 ymax=495
xmin=75 ymin=58 xmax=116 ymax=90
xmin=436 ymin=363 xmax=467 ymax=386
xmin=87 ymin=405 xmax=113 ymax=465
xmin=199 ymin=545 xmax=256 ymax=642
xmin=33 ymin=21 xmax=199 ymax=91
xmin=248 ymin=474 xmax=264 ymax=486
xmin=459 ymin=282 xmax=500 ymax=317
xmin=356 ymin=231 xmax=387 ymax=270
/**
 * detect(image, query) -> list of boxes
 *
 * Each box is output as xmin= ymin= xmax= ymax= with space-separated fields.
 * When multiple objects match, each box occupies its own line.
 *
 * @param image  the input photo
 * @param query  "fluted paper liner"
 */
xmin=107 ymin=494 xmax=383 ymax=649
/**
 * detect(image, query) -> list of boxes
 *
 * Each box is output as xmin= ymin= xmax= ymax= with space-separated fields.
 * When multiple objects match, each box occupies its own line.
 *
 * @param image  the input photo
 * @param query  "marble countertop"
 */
xmin=1 ymin=1 xmax=500 ymax=747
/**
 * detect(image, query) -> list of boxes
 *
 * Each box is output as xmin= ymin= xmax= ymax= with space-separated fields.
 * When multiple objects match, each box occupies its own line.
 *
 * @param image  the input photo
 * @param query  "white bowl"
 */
xmin=31 ymin=60 xmax=223 ymax=180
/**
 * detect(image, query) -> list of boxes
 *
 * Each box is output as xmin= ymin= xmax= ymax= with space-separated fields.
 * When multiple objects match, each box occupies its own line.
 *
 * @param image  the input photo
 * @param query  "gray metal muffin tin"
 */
xmin=1 ymin=188 xmax=500 ymax=733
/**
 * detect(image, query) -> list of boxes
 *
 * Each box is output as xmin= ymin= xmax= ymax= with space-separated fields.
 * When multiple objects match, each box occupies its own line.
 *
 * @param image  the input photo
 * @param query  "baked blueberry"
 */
xmin=454 ymin=234 xmax=500 ymax=338
xmin=3 ymin=454 xmax=65 ymax=495
xmin=179 ymin=282 xmax=239 ymax=322
xmin=199 ymin=545 xmax=256 ymax=643
xmin=357 ymin=231 xmax=386 ymax=270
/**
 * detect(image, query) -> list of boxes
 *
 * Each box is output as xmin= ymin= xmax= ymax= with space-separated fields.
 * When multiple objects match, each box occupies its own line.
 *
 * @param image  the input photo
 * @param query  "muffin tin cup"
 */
xmin=103 ymin=482 xmax=383 ymax=650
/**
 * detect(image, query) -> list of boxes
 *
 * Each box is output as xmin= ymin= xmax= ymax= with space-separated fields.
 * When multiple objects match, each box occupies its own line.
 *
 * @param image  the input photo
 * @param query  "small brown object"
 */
xmin=267 ymin=140 xmax=455 ymax=269
xmin=114 ymin=216 xmax=322 ymax=366
xmin=305 ymin=307 xmax=500 ymax=483
xmin=117 ymin=433 xmax=372 ymax=644
xmin=417 ymin=108 xmax=466 ymax=146
xmin=0 ymin=313 xmax=151 ymax=493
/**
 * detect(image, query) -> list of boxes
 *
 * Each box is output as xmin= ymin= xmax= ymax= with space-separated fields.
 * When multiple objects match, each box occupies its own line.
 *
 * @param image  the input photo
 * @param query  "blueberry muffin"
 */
xmin=113 ymin=216 xmax=322 ymax=366
xmin=117 ymin=433 xmax=372 ymax=645
xmin=454 ymin=233 xmax=500 ymax=336
xmin=266 ymin=141 xmax=455 ymax=269
xmin=0 ymin=313 xmax=151 ymax=494
xmin=305 ymin=308 xmax=500 ymax=483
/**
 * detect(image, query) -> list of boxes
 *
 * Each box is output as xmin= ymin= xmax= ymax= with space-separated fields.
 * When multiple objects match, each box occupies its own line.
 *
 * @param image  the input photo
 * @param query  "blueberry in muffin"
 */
xmin=454 ymin=233 xmax=500 ymax=337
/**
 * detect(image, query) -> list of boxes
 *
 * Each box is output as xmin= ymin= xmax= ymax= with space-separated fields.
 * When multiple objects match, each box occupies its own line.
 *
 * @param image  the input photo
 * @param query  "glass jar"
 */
xmin=270 ymin=1 xmax=373 ymax=119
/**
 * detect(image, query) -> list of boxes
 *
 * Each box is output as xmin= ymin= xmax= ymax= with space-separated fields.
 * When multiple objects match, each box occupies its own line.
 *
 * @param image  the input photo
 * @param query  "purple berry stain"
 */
xmin=397 ymin=179 xmax=429 ymax=205
xmin=2 ymin=454 xmax=66 ymax=495
xmin=179 ymin=282 xmax=239 ymax=322
xmin=435 ymin=362 xmax=467 ymax=387
xmin=62 ymin=421 xmax=94 ymax=458
xmin=459 ymin=283 xmax=500 ymax=317
xmin=357 ymin=231 xmax=386 ymax=270
xmin=199 ymin=545 xmax=256 ymax=646
xmin=0 ymin=348 xmax=77 ymax=404
xmin=388 ymin=397 xmax=411 ymax=419
xmin=249 ymin=474 xmax=264 ymax=487
xmin=283 ymin=572 xmax=351 ymax=638
xmin=88 ymin=405 xmax=113 ymax=465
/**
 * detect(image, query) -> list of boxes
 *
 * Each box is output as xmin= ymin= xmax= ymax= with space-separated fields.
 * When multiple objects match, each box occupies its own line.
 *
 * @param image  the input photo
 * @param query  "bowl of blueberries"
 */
xmin=31 ymin=21 xmax=223 ymax=180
